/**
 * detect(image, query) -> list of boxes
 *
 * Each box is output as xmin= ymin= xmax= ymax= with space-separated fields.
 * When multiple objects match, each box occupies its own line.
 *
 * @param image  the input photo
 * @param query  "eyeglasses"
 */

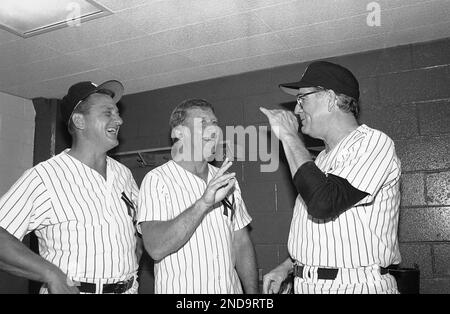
xmin=296 ymin=89 xmax=325 ymax=106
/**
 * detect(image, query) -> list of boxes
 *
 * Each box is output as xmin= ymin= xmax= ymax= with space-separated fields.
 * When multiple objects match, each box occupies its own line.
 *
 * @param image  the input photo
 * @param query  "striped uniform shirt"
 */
xmin=137 ymin=160 xmax=252 ymax=294
xmin=0 ymin=150 xmax=139 ymax=286
xmin=288 ymin=125 xmax=401 ymax=292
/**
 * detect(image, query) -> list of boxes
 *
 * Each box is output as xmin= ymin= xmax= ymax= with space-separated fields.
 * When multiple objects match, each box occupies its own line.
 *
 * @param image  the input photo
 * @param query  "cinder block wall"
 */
xmin=0 ymin=92 xmax=35 ymax=293
xmin=118 ymin=38 xmax=450 ymax=294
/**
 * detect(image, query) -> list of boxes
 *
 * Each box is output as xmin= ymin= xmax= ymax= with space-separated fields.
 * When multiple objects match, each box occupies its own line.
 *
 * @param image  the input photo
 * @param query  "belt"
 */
xmin=293 ymin=265 xmax=389 ymax=280
xmin=77 ymin=277 xmax=134 ymax=294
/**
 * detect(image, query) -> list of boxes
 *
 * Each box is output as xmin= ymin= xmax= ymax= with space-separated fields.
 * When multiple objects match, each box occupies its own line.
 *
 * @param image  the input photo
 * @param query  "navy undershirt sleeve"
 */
xmin=293 ymin=161 xmax=369 ymax=220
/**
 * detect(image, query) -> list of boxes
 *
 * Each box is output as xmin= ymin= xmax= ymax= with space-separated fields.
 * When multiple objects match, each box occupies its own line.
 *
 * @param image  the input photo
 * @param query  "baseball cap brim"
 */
xmin=279 ymin=80 xmax=316 ymax=96
xmin=96 ymin=80 xmax=124 ymax=103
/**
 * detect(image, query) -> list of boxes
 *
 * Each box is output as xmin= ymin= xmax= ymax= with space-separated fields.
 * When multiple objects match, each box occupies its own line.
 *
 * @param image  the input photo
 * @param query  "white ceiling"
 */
xmin=0 ymin=0 xmax=449 ymax=99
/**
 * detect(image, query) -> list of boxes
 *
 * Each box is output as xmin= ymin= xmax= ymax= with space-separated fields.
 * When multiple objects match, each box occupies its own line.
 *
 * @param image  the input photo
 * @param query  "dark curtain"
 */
xmin=27 ymin=97 xmax=61 ymax=293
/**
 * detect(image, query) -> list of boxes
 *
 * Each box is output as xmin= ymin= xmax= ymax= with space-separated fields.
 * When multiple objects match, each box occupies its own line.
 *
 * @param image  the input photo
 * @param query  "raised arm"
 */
xmin=140 ymin=159 xmax=236 ymax=261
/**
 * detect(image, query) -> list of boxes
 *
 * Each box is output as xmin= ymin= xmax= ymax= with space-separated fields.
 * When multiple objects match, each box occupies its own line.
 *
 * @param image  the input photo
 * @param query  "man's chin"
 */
xmin=105 ymin=138 xmax=119 ymax=151
xmin=204 ymin=152 xmax=216 ymax=162
xmin=300 ymin=125 xmax=310 ymax=135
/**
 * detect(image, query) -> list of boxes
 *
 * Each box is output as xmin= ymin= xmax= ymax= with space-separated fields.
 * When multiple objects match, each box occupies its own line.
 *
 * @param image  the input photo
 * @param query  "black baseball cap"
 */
xmin=279 ymin=61 xmax=360 ymax=101
xmin=60 ymin=80 xmax=124 ymax=123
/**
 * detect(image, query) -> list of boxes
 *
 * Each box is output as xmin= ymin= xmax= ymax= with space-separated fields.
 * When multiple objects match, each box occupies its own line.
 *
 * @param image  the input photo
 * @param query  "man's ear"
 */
xmin=171 ymin=125 xmax=185 ymax=140
xmin=327 ymin=90 xmax=337 ymax=112
xmin=71 ymin=113 xmax=85 ymax=130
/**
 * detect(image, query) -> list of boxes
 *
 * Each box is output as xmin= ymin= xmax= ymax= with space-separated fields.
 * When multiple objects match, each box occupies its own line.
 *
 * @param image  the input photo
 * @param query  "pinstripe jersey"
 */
xmin=288 ymin=124 xmax=401 ymax=271
xmin=137 ymin=160 xmax=252 ymax=294
xmin=0 ymin=150 xmax=139 ymax=284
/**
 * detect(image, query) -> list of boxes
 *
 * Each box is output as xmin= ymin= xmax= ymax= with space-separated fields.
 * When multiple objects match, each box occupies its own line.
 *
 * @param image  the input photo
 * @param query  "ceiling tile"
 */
xmin=387 ymin=0 xmax=450 ymax=31
xmin=380 ymin=0 xmax=441 ymax=10
xmin=289 ymin=35 xmax=387 ymax=63
xmin=0 ymin=39 xmax=61 ymax=68
xmin=70 ymin=14 xmax=268 ymax=67
xmin=276 ymin=13 xmax=394 ymax=50
xmin=26 ymin=15 xmax=146 ymax=53
xmin=0 ymin=28 xmax=20 ymax=45
xmin=254 ymin=0 xmax=368 ymax=32
xmin=0 ymin=86 xmax=20 ymax=98
xmin=382 ymin=21 xmax=450 ymax=48
xmin=179 ymin=33 xmax=290 ymax=65
xmin=105 ymin=53 xmax=197 ymax=80
xmin=200 ymin=51 xmax=298 ymax=77
xmin=121 ymin=76 xmax=165 ymax=95
xmin=0 ymin=55 xmax=94 ymax=88
xmin=186 ymin=0 xmax=293 ymax=21
xmin=13 ymin=69 xmax=120 ymax=99
xmin=122 ymin=67 xmax=222 ymax=95
xmin=116 ymin=0 xmax=210 ymax=35
xmin=67 ymin=33 xmax=175 ymax=68
xmin=94 ymin=0 xmax=161 ymax=12
xmin=155 ymin=12 xmax=272 ymax=52
xmin=123 ymin=50 xmax=298 ymax=95
xmin=227 ymin=0 xmax=295 ymax=11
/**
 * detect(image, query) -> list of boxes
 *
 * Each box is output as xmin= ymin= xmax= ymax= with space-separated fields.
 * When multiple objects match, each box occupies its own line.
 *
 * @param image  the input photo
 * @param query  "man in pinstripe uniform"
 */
xmin=0 ymin=80 xmax=141 ymax=294
xmin=260 ymin=61 xmax=401 ymax=294
xmin=138 ymin=99 xmax=258 ymax=294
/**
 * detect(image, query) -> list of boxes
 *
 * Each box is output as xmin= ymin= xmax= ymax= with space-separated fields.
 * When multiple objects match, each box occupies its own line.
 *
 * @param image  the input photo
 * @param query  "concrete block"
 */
xmin=434 ymin=244 xmax=450 ymax=277
xmin=412 ymin=38 xmax=450 ymax=68
xmin=359 ymin=103 xmax=419 ymax=140
xmin=213 ymin=97 xmax=244 ymax=127
xmin=250 ymin=212 xmax=292 ymax=245
xmin=395 ymin=135 xmax=450 ymax=172
xmin=118 ymin=103 xmax=141 ymax=140
xmin=400 ymin=173 xmax=426 ymax=207
xmin=379 ymin=66 xmax=450 ymax=105
xmin=240 ymin=181 xmax=276 ymax=214
xmin=359 ymin=77 xmax=379 ymax=110
xmin=398 ymin=243 xmax=433 ymax=279
xmin=254 ymin=244 xmax=279 ymax=275
xmin=117 ymin=134 xmax=164 ymax=153
xmin=243 ymin=158 xmax=291 ymax=184
xmin=138 ymin=102 xmax=171 ymax=138
xmin=335 ymin=45 xmax=413 ymax=78
xmin=278 ymin=244 xmax=291 ymax=263
xmin=206 ymin=70 xmax=273 ymax=100
xmin=418 ymin=99 xmax=450 ymax=136
xmin=399 ymin=207 xmax=450 ymax=242
xmin=275 ymin=181 xmax=297 ymax=212
xmin=426 ymin=171 xmax=450 ymax=206
xmin=420 ymin=278 xmax=450 ymax=294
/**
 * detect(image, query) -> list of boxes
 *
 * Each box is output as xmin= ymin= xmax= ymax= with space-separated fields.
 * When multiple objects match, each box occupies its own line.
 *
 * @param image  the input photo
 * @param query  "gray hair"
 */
xmin=335 ymin=93 xmax=360 ymax=119
xmin=169 ymin=99 xmax=215 ymax=134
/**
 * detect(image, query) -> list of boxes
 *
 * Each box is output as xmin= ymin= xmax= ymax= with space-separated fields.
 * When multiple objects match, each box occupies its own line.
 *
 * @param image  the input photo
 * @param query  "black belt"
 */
xmin=77 ymin=277 xmax=134 ymax=294
xmin=293 ymin=265 xmax=389 ymax=280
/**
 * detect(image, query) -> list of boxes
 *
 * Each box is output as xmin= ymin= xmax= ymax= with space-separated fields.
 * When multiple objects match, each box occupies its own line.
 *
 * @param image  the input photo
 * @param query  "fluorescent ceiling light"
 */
xmin=0 ymin=0 xmax=111 ymax=38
